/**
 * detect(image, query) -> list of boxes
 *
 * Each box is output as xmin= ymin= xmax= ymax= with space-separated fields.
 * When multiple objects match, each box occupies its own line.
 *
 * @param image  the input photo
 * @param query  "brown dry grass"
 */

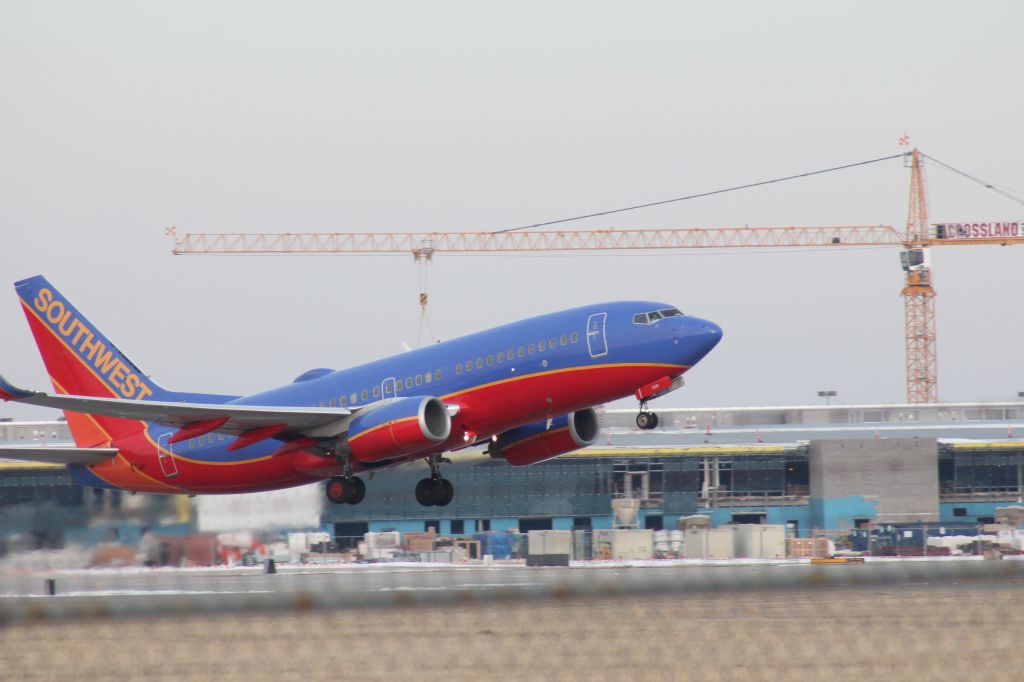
xmin=2 ymin=586 xmax=1022 ymax=681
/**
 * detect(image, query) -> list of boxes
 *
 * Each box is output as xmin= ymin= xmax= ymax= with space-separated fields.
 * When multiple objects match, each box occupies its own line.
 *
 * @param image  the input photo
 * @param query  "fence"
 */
xmin=3 ymin=559 xmax=1024 ymax=680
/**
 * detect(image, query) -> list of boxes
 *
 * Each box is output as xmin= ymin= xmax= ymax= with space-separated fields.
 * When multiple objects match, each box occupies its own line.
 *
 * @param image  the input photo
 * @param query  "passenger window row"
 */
xmin=188 ymin=330 xmax=585 ymax=447
xmin=174 ymin=328 xmax=587 ymax=450
xmin=454 ymin=331 xmax=579 ymax=376
xmin=301 ymin=328 xmax=582 ymax=411
xmin=316 ymin=369 xmax=445 ymax=409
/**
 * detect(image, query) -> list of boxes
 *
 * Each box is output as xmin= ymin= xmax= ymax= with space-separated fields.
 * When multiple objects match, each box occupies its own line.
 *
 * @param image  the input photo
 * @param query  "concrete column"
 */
xmin=808 ymin=438 xmax=939 ymax=529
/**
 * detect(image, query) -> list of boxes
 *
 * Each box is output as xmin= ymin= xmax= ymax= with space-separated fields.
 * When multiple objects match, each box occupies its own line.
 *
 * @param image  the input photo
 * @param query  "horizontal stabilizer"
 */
xmin=0 ymin=372 xmax=351 ymax=439
xmin=0 ymin=446 xmax=119 ymax=465
xmin=0 ymin=372 xmax=34 ymax=401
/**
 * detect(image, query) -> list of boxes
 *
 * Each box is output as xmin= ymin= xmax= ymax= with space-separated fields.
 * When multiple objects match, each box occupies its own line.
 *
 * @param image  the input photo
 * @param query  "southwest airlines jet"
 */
xmin=0 ymin=276 xmax=721 ymax=506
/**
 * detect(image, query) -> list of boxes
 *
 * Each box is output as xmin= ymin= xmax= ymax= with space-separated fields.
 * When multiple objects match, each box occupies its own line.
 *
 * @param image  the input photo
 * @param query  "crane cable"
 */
xmin=493 ymin=153 xmax=907 ymax=234
xmin=921 ymin=154 xmax=1024 ymax=208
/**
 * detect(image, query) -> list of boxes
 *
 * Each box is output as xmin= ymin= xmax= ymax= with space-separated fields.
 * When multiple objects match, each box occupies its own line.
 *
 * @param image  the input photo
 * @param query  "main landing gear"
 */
xmin=326 ymin=475 xmax=366 ymax=505
xmin=415 ymin=455 xmax=454 ymax=507
xmin=636 ymin=400 xmax=660 ymax=430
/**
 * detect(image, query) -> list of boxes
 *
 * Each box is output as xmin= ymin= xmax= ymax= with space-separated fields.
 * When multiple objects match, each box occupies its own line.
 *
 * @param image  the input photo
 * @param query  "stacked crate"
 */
xmin=786 ymin=537 xmax=833 ymax=559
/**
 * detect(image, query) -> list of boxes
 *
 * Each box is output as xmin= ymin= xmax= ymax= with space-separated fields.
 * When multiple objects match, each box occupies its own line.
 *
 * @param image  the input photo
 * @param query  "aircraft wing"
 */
xmin=0 ymin=446 xmax=119 ymax=465
xmin=0 ymin=373 xmax=351 ymax=437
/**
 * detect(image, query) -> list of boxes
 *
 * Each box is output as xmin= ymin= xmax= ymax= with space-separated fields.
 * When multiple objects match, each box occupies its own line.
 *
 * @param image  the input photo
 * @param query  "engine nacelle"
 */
xmin=346 ymin=396 xmax=451 ymax=462
xmin=492 ymin=408 xmax=600 ymax=466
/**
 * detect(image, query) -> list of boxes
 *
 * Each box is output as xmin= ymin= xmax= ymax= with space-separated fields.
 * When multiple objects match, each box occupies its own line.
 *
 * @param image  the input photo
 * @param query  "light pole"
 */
xmin=817 ymin=390 xmax=837 ymax=406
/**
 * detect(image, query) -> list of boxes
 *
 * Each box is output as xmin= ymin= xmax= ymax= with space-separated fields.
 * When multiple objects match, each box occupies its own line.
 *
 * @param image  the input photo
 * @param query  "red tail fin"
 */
xmin=14 ymin=276 xmax=169 ymax=446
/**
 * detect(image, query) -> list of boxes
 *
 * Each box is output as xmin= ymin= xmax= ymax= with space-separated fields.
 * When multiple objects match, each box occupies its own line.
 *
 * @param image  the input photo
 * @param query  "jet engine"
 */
xmin=346 ymin=396 xmax=451 ymax=462
xmin=491 ymin=408 xmax=600 ymax=466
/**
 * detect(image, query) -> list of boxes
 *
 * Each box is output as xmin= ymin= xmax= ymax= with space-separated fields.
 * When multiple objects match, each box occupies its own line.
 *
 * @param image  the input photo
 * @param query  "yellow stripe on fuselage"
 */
xmin=440 ymin=362 xmax=687 ymax=402
xmin=348 ymin=415 xmax=419 ymax=444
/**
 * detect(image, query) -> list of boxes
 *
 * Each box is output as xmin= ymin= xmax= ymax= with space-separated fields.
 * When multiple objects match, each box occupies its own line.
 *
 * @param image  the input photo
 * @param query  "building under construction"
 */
xmin=3 ymin=401 xmax=1024 ymax=551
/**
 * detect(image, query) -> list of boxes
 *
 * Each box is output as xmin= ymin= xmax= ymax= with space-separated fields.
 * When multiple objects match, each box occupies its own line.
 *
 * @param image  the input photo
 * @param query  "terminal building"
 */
xmin=2 ymin=401 xmax=1024 ymax=549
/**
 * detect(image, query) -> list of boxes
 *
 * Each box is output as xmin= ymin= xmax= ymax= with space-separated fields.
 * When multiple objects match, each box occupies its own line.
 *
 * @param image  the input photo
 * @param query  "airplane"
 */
xmin=0 ymin=275 xmax=722 ymax=506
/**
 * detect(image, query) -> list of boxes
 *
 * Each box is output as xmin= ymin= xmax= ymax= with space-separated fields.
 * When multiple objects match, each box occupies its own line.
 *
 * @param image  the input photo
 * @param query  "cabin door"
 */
xmin=586 ymin=312 xmax=608 ymax=358
xmin=156 ymin=432 xmax=180 ymax=478
xmin=381 ymin=376 xmax=399 ymax=400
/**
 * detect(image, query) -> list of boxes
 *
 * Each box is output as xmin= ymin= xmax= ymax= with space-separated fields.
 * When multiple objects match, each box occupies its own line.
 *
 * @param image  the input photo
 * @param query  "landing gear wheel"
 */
xmin=636 ymin=411 xmax=659 ymax=430
xmin=326 ymin=477 xmax=349 ymax=505
xmin=347 ymin=476 xmax=366 ymax=505
xmin=326 ymin=476 xmax=366 ymax=505
xmin=415 ymin=478 xmax=438 ymax=506
xmin=435 ymin=479 xmax=454 ymax=507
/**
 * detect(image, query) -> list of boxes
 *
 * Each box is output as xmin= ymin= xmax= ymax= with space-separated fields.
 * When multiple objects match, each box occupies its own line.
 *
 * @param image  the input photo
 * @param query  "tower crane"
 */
xmin=171 ymin=149 xmax=1024 ymax=403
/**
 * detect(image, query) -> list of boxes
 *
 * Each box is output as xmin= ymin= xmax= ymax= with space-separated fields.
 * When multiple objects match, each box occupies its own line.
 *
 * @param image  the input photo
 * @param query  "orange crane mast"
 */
xmin=171 ymin=149 xmax=1024 ymax=404
xmin=902 ymin=149 xmax=937 ymax=403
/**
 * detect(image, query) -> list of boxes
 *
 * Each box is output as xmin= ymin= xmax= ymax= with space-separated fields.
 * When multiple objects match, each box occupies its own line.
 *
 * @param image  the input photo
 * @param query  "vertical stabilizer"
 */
xmin=14 ymin=276 xmax=170 ymax=445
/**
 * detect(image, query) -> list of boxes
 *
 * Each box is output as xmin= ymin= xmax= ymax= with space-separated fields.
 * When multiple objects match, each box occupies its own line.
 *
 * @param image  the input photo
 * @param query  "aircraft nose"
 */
xmin=681 ymin=317 xmax=723 ymax=362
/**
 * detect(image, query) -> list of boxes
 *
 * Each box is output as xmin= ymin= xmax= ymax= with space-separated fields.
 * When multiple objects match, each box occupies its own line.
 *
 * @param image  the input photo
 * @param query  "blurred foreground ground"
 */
xmin=3 ymin=585 xmax=1023 ymax=681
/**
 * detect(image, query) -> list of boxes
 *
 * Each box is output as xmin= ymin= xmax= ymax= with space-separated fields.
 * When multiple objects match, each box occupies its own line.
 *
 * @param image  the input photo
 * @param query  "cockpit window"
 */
xmin=633 ymin=308 xmax=684 ymax=325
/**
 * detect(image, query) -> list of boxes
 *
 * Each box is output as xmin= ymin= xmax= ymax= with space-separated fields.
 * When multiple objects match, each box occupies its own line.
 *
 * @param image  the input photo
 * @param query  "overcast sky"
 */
xmin=2 ymin=1 xmax=1023 ymax=422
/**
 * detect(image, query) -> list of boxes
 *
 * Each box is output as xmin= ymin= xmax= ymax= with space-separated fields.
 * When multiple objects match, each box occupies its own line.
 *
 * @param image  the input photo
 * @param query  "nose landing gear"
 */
xmin=634 ymin=376 xmax=677 ymax=431
xmin=415 ymin=455 xmax=454 ymax=507
xmin=636 ymin=411 xmax=659 ymax=430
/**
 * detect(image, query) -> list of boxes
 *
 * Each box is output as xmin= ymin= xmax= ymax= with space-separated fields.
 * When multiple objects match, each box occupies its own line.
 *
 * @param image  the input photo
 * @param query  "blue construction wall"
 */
xmin=489 ymin=518 xmax=518 ymax=532
xmin=689 ymin=506 xmax=813 ymax=533
xmin=368 ymin=519 xmax=427 ymax=533
xmin=939 ymin=502 xmax=1003 ymax=523
xmin=697 ymin=508 xmax=736 ymax=527
xmin=809 ymin=496 xmax=878 ymax=530
xmin=766 ymin=506 xmax=811 ymax=532
xmin=359 ymin=504 xmax=837 ymax=536
xmin=349 ymin=501 xmax=1007 ymax=538
xmin=371 ymin=518 xmax=492 ymax=534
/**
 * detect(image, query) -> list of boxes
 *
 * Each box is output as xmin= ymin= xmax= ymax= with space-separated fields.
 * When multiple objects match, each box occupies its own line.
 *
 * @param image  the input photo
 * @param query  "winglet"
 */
xmin=0 ymin=373 xmax=36 ymax=401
